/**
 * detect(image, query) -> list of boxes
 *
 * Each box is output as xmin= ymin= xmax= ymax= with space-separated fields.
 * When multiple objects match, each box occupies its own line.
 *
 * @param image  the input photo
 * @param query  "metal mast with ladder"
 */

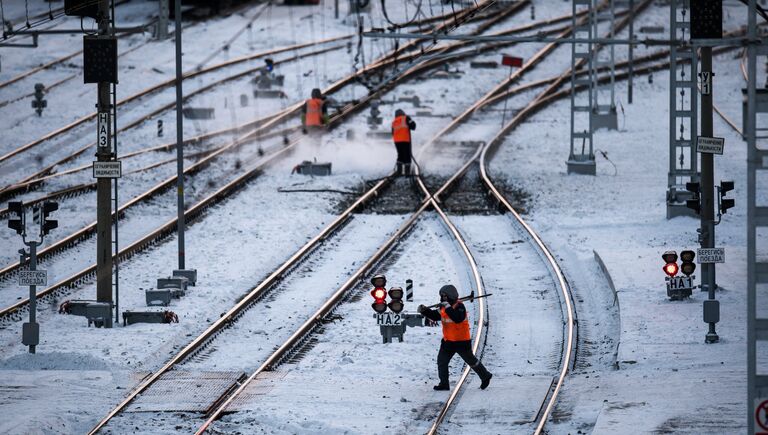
xmin=666 ymin=0 xmax=700 ymax=219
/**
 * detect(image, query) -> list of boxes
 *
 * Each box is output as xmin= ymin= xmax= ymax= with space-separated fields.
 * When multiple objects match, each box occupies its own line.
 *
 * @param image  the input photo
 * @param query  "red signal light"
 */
xmin=371 ymin=288 xmax=387 ymax=301
xmin=371 ymin=287 xmax=387 ymax=313
xmin=663 ymin=262 xmax=679 ymax=277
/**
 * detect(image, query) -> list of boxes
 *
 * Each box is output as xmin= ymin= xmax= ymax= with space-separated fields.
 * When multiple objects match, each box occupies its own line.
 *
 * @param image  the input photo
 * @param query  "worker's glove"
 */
xmin=417 ymin=304 xmax=427 ymax=314
xmin=439 ymin=301 xmax=450 ymax=309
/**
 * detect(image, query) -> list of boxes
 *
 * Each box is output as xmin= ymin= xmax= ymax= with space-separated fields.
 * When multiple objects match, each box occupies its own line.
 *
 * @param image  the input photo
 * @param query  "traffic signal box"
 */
xmin=685 ymin=182 xmax=701 ymax=215
xmin=663 ymin=250 xmax=695 ymax=300
xmin=718 ymin=180 xmax=735 ymax=214
xmin=41 ymin=201 xmax=58 ymax=236
xmin=7 ymin=201 xmax=24 ymax=235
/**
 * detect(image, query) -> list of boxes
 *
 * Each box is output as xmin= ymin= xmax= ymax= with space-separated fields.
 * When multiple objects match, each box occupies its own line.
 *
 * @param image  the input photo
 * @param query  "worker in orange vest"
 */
xmin=418 ymin=284 xmax=493 ymax=391
xmin=391 ymin=108 xmax=416 ymax=175
xmin=302 ymin=88 xmax=328 ymax=133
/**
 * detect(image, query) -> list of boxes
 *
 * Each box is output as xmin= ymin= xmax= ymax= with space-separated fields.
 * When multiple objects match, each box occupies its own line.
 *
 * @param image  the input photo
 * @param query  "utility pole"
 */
xmin=95 ymin=0 xmax=114 ymax=328
xmin=157 ymin=0 xmax=169 ymax=40
xmin=699 ymin=46 xmax=717 ymax=343
xmin=175 ymin=0 xmax=186 ymax=271
xmin=627 ymin=0 xmax=634 ymax=104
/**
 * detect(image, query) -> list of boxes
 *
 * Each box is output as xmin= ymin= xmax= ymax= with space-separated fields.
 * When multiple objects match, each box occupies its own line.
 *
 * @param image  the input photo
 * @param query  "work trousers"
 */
xmin=395 ymin=141 xmax=412 ymax=175
xmin=437 ymin=339 xmax=482 ymax=385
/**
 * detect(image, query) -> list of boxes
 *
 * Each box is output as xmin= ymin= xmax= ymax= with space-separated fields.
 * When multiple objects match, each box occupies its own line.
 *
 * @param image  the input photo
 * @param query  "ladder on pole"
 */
xmin=567 ymin=0 xmax=597 ymax=175
xmin=666 ymin=0 xmax=700 ymax=219
xmin=747 ymin=1 xmax=768 ymax=432
xmin=592 ymin=0 xmax=618 ymax=130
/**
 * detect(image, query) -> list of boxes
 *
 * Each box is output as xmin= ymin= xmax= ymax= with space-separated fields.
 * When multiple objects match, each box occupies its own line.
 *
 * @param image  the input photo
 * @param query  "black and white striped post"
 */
xmin=157 ymin=119 xmax=163 ymax=137
xmin=406 ymin=279 xmax=413 ymax=302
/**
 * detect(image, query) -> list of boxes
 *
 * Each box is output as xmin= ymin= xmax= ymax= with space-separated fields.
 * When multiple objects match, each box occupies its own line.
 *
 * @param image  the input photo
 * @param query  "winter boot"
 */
xmin=433 ymin=383 xmax=449 ymax=391
xmin=473 ymin=363 xmax=493 ymax=390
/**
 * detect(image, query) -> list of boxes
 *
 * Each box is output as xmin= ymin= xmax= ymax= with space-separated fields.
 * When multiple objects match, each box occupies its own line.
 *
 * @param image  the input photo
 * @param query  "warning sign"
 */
xmin=696 ymin=136 xmax=725 ymax=155
xmin=92 ymin=161 xmax=121 ymax=178
xmin=756 ymin=399 xmax=768 ymax=432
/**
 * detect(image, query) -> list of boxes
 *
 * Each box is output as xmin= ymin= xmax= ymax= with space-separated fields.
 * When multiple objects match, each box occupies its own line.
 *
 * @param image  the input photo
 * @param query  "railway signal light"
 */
xmin=7 ymin=201 xmax=24 ymax=235
xmin=690 ymin=0 xmax=722 ymax=40
xmin=685 ymin=182 xmax=701 ymax=214
xmin=371 ymin=287 xmax=387 ymax=313
xmin=32 ymin=83 xmax=47 ymax=116
xmin=662 ymin=250 xmax=679 ymax=277
xmin=718 ymin=180 xmax=735 ymax=214
xmin=680 ymin=250 xmax=696 ymax=276
xmin=41 ymin=201 xmax=58 ymax=236
xmin=388 ymin=287 xmax=404 ymax=314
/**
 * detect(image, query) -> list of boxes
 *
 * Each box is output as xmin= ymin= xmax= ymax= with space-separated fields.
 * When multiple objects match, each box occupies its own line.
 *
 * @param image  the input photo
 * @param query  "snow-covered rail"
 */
xmin=0 ymin=0 xmax=570 ymax=312
xmin=0 ymin=35 xmax=353 ymax=186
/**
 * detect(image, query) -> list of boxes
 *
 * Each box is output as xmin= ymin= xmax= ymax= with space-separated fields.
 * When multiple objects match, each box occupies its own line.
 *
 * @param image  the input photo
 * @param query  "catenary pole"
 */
xmin=628 ymin=0 xmax=633 ymax=103
xmin=175 ymin=0 xmax=186 ymax=270
xmin=699 ymin=46 xmax=718 ymax=343
xmin=95 ymin=0 xmax=113 ymax=327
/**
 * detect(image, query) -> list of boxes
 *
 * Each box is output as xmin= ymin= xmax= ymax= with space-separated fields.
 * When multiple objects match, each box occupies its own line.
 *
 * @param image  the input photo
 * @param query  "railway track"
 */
xmin=0 ymin=0 xmax=550 ymax=287
xmin=83 ymin=3 xmax=596 ymax=432
xmin=0 ymin=0 xmax=506 ymax=317
xmin=10 ymin=0 xmax=672 ymax=425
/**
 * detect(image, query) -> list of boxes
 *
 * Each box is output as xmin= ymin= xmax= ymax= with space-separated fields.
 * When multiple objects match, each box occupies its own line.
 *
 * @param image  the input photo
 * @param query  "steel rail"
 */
xmin=198 ymin=4 xmax=586 ymax=432
xmin=2 ymin=0 xmax=499 ymax=187
xmin=0 ymin=42 xmax=346 ymax=198
xmin=0 ymin=0 xmax=511 ymax=320
xmin=0 ymin=123 xmax=297 ymax=208
xmin=0 ymin=45 xmax=348 ymax=285
xmin=0 ymin=0 xmax=574 ymax=213
xmin=0 ymin=34 xmax=353 ymax=167
xmin=98 ymin=4 xmax=602 ymax=433
xmin=193 ymin=135 xmax=489 ymax=435
xmin=85 ymin=7 xmax=507 ymax=432
xmin=420 ymin=2 xmax=657 ymax=429
xmin=85 ymin=168 xmax=396 ymax=435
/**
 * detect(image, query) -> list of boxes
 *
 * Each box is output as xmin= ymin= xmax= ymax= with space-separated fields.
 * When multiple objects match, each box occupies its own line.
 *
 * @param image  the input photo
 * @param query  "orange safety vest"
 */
xmin=392 ymin=115 xmax=411 ymax=143
xmin=305 ymin=98 xmax=323 ymax=126
xmin=440 ymin=302 xmax=471 ymax=342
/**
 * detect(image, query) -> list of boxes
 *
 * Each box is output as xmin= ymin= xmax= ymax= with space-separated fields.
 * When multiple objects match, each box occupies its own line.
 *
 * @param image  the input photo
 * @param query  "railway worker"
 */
xmin=302 ymin=88 xmax=328 ymax=133
xmin=391 ymin=108 xmax=416 ymax=175
xmin=418 ymin=284 xmax=493 ymax=391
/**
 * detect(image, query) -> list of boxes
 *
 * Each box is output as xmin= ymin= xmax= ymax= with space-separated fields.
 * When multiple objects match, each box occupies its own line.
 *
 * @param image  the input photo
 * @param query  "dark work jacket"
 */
xmin=421 ymin=302 xmax=466 ymax=323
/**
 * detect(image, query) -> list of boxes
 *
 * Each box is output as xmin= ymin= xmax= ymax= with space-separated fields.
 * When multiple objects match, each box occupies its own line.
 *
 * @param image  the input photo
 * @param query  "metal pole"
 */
xmin=95 ymin=0 xmax=113 ymax=323
xmin=157 ymin=0 xmax=169 ymax=40
xmin=28 ymin=241 xmax=37 ymax=354
xmin=335 ymin=0 xmax=339 ymax=19
xmin=747 ymin=1 xmax=757 ymax=432
xmin=175 ymin=0 xmax=186 ymax=270
xmin=112 ymin=0 xmax=119 ymax=325
xmin=699 ymin=46 xmax=718 ymax=343
xmin=628 ymin=0 xmax=634 ymax=104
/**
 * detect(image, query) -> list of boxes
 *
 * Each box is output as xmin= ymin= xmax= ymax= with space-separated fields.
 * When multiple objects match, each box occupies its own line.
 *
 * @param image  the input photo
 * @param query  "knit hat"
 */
xmin=439 ymin=284 xmax=459 ymax=302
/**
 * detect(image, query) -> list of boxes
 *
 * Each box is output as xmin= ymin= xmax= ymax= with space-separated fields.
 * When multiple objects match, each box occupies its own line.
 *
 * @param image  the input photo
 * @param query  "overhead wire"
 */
xmin=379 ymin=0 xmax=422 ymax=29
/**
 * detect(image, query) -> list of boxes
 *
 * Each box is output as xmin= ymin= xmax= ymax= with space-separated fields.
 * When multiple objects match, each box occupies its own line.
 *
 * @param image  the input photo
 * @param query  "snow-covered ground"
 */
xmin=0 ymin=1 xmax=760 ymax=434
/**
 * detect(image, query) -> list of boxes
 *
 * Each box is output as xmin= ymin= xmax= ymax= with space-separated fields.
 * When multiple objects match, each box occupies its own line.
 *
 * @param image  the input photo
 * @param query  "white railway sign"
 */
xmin=375 ymin=312 xmax=403 ymax=326
xmin=93 ymin=161 xmax=121 ymax=178
xmin=696 ymin=136 xmax=724 ymax=155
xmin=19 ymin=270 xmax=47 ymax=287
xmin=697 ymin=248 xmax=725 ymax=264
